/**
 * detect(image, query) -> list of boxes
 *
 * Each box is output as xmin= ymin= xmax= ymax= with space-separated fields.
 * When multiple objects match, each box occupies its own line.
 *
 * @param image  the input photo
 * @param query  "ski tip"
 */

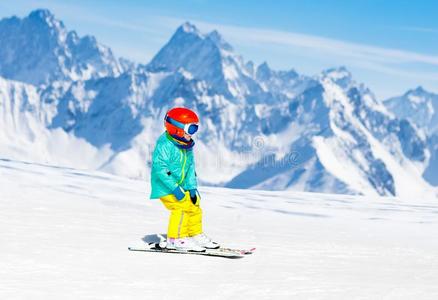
xmin=128 ymin=246 xmax=144 ymax=251
xmin=239 ymin=248 xmax=256 ymax=255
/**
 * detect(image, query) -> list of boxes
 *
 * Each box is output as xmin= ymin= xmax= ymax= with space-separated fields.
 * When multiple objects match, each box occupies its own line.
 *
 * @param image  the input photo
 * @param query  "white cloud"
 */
xmin=178 ymin=18 xmax=438 ymax=67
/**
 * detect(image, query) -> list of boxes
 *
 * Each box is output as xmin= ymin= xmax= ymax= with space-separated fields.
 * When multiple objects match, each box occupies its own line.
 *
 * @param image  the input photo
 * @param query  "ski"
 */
xmin=128 ymin=247 xmax=244 ymax=259
xmin=128 ymin=243 xmax=250 ymax=259
xmin=215 ymin=247 xmax=256 ymax=255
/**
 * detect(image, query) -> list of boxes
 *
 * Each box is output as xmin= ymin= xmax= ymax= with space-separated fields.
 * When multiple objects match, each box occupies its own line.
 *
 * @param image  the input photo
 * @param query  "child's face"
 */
xmin=184 ymin=133 xmax=192 ymax=140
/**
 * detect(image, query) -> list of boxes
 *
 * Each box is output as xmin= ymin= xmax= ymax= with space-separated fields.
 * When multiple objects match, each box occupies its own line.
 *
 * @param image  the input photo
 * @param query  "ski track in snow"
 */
xmin=1 ymin=158 xmax=438 ymax=299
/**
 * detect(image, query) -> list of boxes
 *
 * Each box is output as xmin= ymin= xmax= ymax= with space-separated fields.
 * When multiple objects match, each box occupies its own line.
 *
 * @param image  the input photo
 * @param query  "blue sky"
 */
xmin=1 ymin=0 xmax=438 ymax=98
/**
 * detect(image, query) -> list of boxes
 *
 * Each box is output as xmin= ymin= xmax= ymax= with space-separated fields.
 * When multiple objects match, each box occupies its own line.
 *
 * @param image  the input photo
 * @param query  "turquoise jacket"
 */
xmin=150 ymin=132 xmax=197 ymax=199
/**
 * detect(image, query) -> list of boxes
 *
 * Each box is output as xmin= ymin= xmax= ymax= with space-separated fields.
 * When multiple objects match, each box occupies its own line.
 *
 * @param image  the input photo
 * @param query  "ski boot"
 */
xmin=166 ymin=237 xmax=206 ymax=252
xmin=191 ymin=233 xmax=220 ymax=249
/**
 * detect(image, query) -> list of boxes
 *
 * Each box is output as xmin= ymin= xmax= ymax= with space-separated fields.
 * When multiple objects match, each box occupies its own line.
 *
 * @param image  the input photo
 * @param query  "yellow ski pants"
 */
xmin=160 ymin=191 xmax=202 ymax=239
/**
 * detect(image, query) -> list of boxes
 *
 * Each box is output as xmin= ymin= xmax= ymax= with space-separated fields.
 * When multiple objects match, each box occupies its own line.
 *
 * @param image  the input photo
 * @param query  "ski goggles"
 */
xmin=165 ymin=116 xmax=199 ymax=135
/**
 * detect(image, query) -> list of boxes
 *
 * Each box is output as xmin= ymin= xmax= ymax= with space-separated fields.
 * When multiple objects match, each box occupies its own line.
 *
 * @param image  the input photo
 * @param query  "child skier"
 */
xmin=150 ymin=107 xmax=219 ymax=252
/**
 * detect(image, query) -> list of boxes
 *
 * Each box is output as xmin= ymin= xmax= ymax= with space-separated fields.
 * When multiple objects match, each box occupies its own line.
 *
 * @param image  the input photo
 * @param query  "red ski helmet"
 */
xmin=164 ymin=107 xmax=199 ymax=138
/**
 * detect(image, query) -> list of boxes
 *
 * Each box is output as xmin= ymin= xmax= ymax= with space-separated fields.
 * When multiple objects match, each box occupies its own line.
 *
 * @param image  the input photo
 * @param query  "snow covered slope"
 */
xmin=227 ymin=68 xmax=433 ymax=197
xmin=0 ymin=76 xmax=113 ymax=168
xmin=1 ymin=159 xmax=438 ymax=299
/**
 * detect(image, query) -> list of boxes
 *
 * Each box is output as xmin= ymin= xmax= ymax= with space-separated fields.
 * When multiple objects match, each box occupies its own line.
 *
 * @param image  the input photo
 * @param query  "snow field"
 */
xmin=1 ymin=158 xmax=438 ymax=299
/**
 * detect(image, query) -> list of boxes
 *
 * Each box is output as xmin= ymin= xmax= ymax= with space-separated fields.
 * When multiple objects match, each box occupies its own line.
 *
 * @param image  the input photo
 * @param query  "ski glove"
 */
xmin=189 ymin=189 xmax=200 ymax=205
xmin=173 ymin=186 xmax=186 ymax=201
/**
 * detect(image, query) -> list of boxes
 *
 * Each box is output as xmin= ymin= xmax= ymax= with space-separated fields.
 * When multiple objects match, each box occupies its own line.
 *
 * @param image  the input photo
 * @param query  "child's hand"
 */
xmin=172 ymin=186 xmax=186 ymax=201
xmin=189 ymin=189 xmax=200 ymax=205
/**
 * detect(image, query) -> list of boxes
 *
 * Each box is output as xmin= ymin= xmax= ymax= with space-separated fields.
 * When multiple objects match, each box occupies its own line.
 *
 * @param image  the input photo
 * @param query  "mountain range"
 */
xmin=0 ymin=9 xmax=437 ymax=198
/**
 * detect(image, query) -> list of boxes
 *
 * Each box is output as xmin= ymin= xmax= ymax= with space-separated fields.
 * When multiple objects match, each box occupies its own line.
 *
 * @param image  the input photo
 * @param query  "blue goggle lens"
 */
xmin=187 ymin=124 xmax=198 ymax=135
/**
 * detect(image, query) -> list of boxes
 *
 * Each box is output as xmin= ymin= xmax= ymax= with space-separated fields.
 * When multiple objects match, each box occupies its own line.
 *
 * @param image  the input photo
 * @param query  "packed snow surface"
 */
xmin=1 ymin=158 xmax=438 ymax=299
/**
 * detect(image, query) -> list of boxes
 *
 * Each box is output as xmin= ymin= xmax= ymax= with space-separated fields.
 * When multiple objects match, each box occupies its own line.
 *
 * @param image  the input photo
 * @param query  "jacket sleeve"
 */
xmin=152 ymin=143 xmax=178 ymax=190
xmin=185 ymin=153 xmax=198 ymax=190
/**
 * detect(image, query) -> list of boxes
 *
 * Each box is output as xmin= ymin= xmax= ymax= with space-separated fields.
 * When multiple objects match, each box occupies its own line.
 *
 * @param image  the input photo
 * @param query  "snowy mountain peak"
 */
xmin=206 ymin=29 xmax=221 ymax=40
xmin=404 ymin=86 xmax=435 ymax=100
xmin=148 ymin=22 xmax=260 ymax=100
xmin=26 ymin=9 xmax=67 ymax=40
xmin=413 ymin=85 xmax=426 ymax=93
xmin=148 ymin=23 xmax=208 ymax=71
xmin=179 ymin=21 xmax=200 ymax=34
xmin=385 ymin=86 xmax=438 ymax=134
xmin=321 ymin=66 xmax=353 ymax=87
xmin=28 ymin=8 xmax=55 ymax=22
xmin=256 ymin=62 xmax=298 ymax=81
xmin=0 ymin=9 xmax=123 ymax=86
xmin=258 ymin=61 xmax=270 ymax=69
xmin=207 ymin=29 xmax=233 ymax=51
xmin=256 ymin=62 xmax=272 ymax=81
xmin=255 ymin=61 xmax=303 ymax=99
xmin=149 ymin=22 xmax=231 ymax=67
xmin=9 ymin=9 xmax=64 ymax=37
